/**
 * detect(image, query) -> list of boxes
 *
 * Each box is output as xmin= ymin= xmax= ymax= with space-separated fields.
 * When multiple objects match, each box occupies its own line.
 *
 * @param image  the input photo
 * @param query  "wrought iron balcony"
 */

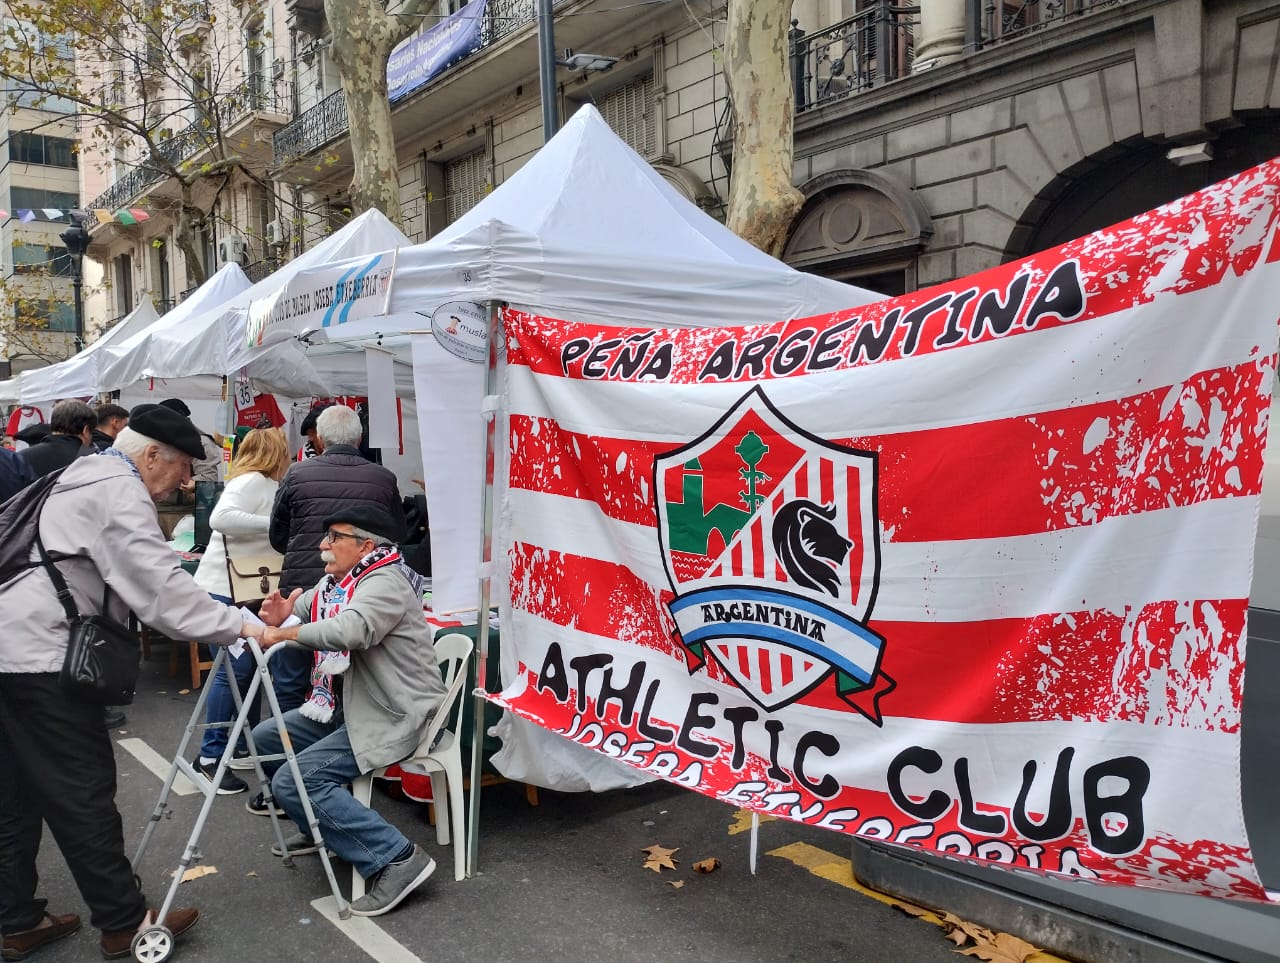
xmin=244 ymin=259 xmax=276 ymax=283
xmin=86 ymin=76 xmax=292 ymax=213
xmin=273 ymin=89 xmax=348 ymax=166
xmin=790 ymin=3 xmax=918 ymax=114
xmin=86 ymin=127 xmax=205 ymax=213
xmin=274 ymin=0 xmax=559 ymax=165
xmin=791 ymin=0 xmax=1131 ymax=114
xmin=985 ymin=0 xmax=1129 ymax=45
xmin=222 ymin=73 xmax=292 ymax=124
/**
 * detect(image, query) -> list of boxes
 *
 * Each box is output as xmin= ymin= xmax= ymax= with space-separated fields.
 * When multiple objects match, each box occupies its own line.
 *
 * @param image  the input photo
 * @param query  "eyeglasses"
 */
xmin=323 ymin=529 xmax=364 ymax=544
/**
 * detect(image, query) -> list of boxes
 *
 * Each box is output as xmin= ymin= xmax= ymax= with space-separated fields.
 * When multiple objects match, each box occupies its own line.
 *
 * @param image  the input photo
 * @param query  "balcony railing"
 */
xmin=244 ymin=259 xmax=276 ymax=283
xmin=791 ymin=3 xmax=918 ymax=114
xmin=274 ymin=0 xmax=561 ymax=165
xmin=86 ymin=75 xmax=292 ymax=213
xmin=273 ymin=89 xmax=348 ymax=166
xmin=985 ymin=0 xmax=1125 ymax=45
xmin=792 ymin=0 xmax=1131 ymax=113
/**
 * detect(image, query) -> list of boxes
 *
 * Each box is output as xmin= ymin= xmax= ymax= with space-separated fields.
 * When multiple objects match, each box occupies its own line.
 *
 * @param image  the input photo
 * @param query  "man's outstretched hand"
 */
xmin=259 ymin=588 xmax=304 ymax=627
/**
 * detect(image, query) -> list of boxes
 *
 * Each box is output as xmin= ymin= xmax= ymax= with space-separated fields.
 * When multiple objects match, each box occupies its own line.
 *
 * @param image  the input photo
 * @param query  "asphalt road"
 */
xmin=24 ymin=654 xmax=965 ymax=963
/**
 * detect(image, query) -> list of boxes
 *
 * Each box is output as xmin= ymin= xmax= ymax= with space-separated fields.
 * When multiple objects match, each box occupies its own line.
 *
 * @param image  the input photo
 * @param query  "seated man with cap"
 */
xmin=250 ymin=504 xmax=446 ymax=917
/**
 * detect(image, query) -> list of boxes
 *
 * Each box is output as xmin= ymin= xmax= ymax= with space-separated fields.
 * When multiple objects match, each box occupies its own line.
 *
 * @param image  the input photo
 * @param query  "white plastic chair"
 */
xmin=352 ymin=632 xmax=474 ymax=890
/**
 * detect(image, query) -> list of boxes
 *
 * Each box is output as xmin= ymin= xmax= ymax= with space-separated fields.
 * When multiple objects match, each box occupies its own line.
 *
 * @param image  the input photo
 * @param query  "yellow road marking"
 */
xmin=766 ymin=840 xmax=1069 ymax=963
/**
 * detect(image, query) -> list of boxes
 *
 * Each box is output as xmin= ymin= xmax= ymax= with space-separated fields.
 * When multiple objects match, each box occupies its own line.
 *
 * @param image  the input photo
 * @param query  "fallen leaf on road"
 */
xmin=246 ymin=871 xmax=258 ymax=877
xmin=951 ymin=923 xmax=1043 ymax=962
xmin=171 ymin=865 xmax=217 ymax=883
xmin=957 ymin=931 xmax=1042 ymax=962
xmin=667 ymin=880 xmax=684 ymax=889
xmin=692 ymin=857 xmax=721 ymax=874
xmin=728 ymin=808 xmax=776 ymax=835
xmin=641 ymin=844 xmax=679 ymax=872
xmin=895 ymin=901 xmax=938 ymax=919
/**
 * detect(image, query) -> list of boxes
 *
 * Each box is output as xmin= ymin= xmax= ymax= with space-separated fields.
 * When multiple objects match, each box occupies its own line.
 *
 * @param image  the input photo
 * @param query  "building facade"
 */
xmin=77 ymin=0 xmax=1280 ymax=325
xmin=0 ymin=76 xmax=80 ymax=375
xmin=79 ymin=0 xmax=295 ymax=332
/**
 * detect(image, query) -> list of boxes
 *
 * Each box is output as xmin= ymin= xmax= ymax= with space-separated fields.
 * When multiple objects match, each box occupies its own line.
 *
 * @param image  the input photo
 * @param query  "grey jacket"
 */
xmin=0 ymin=455 xmax=246 ymax=674
xmin=292 ymin=565 xmax=446 ymax=773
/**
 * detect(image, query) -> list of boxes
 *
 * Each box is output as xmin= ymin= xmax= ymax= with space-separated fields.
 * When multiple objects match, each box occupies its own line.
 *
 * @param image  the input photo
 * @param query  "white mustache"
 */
xmin=320 ymin=550 xmax=337 ymax=563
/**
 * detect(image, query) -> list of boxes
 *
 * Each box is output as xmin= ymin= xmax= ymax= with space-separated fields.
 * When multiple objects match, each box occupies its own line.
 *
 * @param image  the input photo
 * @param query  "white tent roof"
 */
xmin=20 ymin=265 xmax=254 ymax=404
xmin=110 ymin=105 xmax=882 ymax=396
xmin=319 ymin=104 xmax=881 ymax=349
xmin=14 ymin=298 xmax=162 ymax=404
xmin=100 ymin=210 xmax=411 ymax=395
xmin=19 ymin=265 xmax=253 ymax=404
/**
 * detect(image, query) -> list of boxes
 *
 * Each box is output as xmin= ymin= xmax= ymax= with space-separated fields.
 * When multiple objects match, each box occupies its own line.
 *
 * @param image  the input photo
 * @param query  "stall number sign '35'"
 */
xmin=655 ymin=387 xmax=895 ymax=724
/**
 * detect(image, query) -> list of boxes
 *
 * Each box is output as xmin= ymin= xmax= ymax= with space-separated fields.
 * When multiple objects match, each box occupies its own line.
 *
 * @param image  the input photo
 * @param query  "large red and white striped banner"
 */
xmin=492 ymin=159 xmax=1280 ymax=898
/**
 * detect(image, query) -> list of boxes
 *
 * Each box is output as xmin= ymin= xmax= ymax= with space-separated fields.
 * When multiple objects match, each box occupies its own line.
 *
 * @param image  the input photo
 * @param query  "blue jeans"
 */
xmin=200 ymin=594 xmax=260 ymax=761
xmin=268 ymin=646 xmax=314 ymax=714
xmin=249 ymin=708 xmax=411 ymax=880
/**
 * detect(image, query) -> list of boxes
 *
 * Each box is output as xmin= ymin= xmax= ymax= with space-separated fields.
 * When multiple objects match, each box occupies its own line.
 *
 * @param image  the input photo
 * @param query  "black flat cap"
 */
xmin=129 ymin=404 xmax=205 ymax=459
xmin=158 ymin=398 xmax=191 ymax=417
xmin=322 ymin=505 xmax=403 ymax=544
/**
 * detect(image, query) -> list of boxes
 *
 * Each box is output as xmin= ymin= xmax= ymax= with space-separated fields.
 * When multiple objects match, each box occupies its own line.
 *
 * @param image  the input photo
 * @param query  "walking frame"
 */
xmin=130 ymin=640 xmax=349 ymax=963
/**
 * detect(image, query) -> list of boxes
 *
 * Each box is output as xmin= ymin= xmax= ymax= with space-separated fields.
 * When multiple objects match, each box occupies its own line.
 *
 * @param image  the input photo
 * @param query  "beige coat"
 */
xmin=292 ymin=566 xmax=446 ymax=773
xmin=0 ymin=454 xmax=245 ymax=674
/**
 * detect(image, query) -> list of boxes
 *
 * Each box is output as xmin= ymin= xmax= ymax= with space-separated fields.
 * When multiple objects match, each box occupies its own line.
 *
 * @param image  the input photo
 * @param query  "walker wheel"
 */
xmin=131 ymin=924 xmax=174 ymax=963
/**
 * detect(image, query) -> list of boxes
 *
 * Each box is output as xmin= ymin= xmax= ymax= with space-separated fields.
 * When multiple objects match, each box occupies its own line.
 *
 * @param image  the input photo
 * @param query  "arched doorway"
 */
xmin=783 ymin=169 xmax=932 ymax=297
xmin=1011 ymin=122 xmax=1280 ymax=258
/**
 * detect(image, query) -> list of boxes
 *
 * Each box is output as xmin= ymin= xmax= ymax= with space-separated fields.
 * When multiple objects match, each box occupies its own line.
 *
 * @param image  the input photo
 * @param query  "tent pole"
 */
xmin=465 ymin=299 xmax=501 ymax=878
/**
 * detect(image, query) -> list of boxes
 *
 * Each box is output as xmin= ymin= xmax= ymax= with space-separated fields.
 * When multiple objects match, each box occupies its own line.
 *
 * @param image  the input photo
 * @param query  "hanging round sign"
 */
xmin=429 ymin=301 xmax=488 ymax=363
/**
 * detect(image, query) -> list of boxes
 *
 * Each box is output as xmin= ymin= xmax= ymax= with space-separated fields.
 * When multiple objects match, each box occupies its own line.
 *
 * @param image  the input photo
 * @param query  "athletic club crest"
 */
xmin=655 ymin=387 xmax=894 ymax=723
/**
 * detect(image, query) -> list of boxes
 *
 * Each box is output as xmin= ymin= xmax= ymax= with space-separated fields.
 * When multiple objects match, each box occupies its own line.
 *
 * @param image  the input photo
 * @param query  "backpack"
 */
xmin=0 ymin=468 xmax=67 ymax=589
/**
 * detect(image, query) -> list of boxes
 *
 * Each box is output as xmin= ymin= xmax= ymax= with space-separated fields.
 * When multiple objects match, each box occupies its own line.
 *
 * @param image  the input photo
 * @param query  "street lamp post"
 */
xmin=59 ymin=215 xmax=91 ymax=354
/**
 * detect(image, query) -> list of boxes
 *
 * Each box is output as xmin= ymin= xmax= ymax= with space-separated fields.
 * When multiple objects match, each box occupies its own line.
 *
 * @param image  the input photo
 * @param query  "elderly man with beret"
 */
xmin=0 ymin=404 xmax=267 ymax=962
xmin=250 ymin=504 xmax=446 ymax=918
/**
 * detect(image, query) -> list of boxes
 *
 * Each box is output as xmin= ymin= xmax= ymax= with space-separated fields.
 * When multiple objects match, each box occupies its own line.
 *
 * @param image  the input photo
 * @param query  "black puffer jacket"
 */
xmin=19 ymin=434 xmax=91 ymax=478
xmin=269 ymin=445 xmax=406 ymax=592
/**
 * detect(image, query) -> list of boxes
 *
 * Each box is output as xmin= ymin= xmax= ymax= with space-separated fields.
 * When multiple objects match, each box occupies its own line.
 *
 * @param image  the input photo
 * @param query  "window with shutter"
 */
xmin=445 ymin=148 xmax=487 ymax=223
xmin=596 ymin=74 xmax=656 ymax=158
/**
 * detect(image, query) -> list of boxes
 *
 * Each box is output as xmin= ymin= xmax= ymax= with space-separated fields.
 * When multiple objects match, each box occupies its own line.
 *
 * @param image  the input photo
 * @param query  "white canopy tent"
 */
xmin=317 ymin=105 xmax=881 ymax=346
xmin=99 ymin=210 xmax=411 ymax=400
xmin=19 ymin=298 xmax=162 ymax=405
xmin=230 ymin=106 xmax=888 ymax=798
xmin=19 ymin=263 xmax=253 ymax=405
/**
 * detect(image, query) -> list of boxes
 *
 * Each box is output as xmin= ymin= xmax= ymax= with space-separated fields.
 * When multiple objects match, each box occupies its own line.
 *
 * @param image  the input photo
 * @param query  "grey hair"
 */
xmin=349 ymin=524 xmax=394 ymax=548
xmin=112 ymin=426 xmax=184 ymax=463
xmin=51 ymin=399 xmax=97 ymax=435
xmin=316 ymin=405 xmax=362 ymax=447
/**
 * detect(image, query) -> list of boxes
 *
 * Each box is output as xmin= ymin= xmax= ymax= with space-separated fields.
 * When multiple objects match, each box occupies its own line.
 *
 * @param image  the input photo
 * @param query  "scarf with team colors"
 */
xmin=299 ymin=546 xmax=404 ymax=723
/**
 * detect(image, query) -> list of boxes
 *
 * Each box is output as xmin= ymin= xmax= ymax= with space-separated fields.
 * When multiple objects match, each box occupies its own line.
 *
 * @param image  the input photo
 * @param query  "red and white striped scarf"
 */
xmin=298 ymin=546 xmax=404 ymax=723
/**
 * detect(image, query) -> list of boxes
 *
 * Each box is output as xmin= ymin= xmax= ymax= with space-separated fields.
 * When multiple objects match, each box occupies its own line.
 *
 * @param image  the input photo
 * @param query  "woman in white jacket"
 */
xmin=192 ymin=428 xmax=290 ymax=794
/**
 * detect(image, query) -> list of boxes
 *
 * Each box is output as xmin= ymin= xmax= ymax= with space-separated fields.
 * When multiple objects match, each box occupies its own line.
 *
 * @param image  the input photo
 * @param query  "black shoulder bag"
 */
xmin=36 ymin=534 xmax=140 ymax=706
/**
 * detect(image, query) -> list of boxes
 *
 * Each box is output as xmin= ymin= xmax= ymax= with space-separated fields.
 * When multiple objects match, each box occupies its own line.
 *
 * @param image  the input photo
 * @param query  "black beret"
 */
xmin=322 ymin=505 xmax=404 ymax=544
xmin=158 ymin=398 xmax=191 ymax=417
xmin=129 ymin=404 xmax=205 ymax=459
